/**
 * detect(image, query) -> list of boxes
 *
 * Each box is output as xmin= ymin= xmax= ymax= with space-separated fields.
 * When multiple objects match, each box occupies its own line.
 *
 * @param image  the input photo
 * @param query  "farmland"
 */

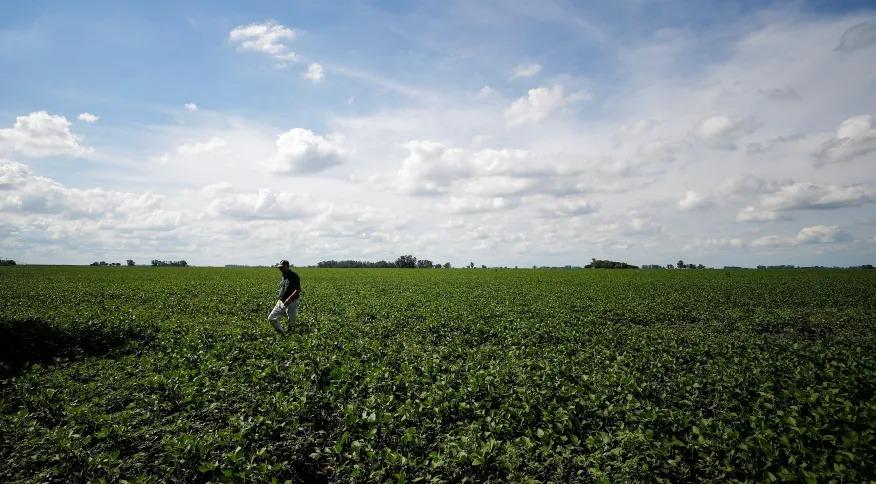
xmin=1 ymin=266 xmax=874 ymax=482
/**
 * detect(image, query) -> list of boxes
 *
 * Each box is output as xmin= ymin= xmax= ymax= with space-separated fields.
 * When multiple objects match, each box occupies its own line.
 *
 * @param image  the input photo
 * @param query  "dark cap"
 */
xmin=275 ymin=260 xmax=289 ymax=268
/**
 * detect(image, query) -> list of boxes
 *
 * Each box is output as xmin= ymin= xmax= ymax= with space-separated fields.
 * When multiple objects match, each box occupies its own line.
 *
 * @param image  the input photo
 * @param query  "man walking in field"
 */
xmin=268 ymin=260 xmax=300 ymax=334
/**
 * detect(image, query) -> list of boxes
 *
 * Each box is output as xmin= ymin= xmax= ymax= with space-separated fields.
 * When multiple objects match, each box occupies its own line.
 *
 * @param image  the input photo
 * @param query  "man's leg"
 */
xmin=267 ymin=300 xmax=286 ymax=333
xmin=286 ymin=299 xmax=299 ymax=327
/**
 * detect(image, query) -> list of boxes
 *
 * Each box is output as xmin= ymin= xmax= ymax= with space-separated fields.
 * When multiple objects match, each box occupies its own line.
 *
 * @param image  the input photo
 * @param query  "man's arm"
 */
xmin=282 ymin=288 xmax=299 ymax=306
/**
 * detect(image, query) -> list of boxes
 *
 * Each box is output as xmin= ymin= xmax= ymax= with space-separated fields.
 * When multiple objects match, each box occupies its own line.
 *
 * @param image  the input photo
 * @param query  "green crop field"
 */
xmin=1 ymin=266 xmax=874 ymax=482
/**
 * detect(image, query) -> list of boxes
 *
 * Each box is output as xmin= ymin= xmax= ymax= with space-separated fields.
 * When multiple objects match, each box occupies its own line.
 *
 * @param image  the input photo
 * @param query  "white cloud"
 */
xmin=447 ymin=196 xmax=517 ymax=214
xmin=229 ymin=21 xmax=297 ymax=62
xmin=795 ymin=225 xmax=849 ymax=244
xmin=176 ymin=137 xmax=228 ymax=156
xmin=751 ymin=225 xmax=850 ymax=247
xmin=598 ymin=214 xmax=662 ymax=236
xmin=717 ymin=175 xmax=787 ymax=197
xmin=736 ymin=206 xmax=786 ymax=222
xmin=736 ymin=182 xmax=876 ymax=222
xmin=208 ymin=188 xmax=320 ymax=220
xmin=200 ymin=182 xmax=234 ymax=195
xmin=759 ymin=182 xmax=876 ymax=210
xmin=691 ymin=115 xmax=757 ymax=149
xmin=684 ymin=237 xmax=746 ymax=250
xmin=304 ymin=63 xmax=324 ymax=82
xmin=184 ymin=103 xmax=198 ymax=112
xmin=395 ymin=140 xmax=584 ymax=199
xmin=77 ymin=112 xmax=99 ymax=123
xmin=0 ymin=159 xmax=166 ymax=220
xmin=0 ymin=111 xmax=93 ymax=158
xmin=511 ymin=63 xmax=542 ymax=79
xmin=817 ymin=114 xmax=876 ymax=164
xmin=677 ymin=190 xmax=713 ymax=210
xmin=504 ymin=85 xmax=591 ymax=126
xmin=749 ymin=235 xmax=785 ymax=248
xmin=268 ymin=128 xmax=348 ymax=175
xmin=537 ymin=199 xmax=598 ymax=218
xmin=397 ymin=140 xmax=470 ymax=195
xmin=476 ymin=85 xmax=495 ymax=98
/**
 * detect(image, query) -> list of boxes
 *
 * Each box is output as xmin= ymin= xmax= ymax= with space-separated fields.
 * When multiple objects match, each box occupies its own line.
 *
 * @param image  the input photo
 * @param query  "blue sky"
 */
xmin=1 ymin=1 xmax=875 ymax=266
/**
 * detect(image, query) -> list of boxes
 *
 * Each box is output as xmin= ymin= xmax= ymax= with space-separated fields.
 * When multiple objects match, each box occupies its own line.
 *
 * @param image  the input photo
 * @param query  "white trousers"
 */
xmin=267 ymin=299 xmax=298 ymax=332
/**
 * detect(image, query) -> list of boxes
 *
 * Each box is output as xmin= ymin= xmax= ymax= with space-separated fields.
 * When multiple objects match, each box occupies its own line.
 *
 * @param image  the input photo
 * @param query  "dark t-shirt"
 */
xmin=278 ymin=270 xmax=301 ymax=301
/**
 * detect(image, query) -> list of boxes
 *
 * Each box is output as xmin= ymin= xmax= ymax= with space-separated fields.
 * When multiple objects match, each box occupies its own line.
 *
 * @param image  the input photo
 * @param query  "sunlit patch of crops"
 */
xmin=1 ymin=266 xmax=874 ymax=482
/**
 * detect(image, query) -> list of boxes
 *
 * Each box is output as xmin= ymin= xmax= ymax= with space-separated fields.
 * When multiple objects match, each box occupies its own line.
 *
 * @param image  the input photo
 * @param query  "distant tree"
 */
xmin=667 ymin=263 xmax=674 ymax=269
xmin=150 ymin=259 xmax=189 ymax=267
xmin=443 ymin=262 xmax=451 ymax=269
xmin=126 ymin=259 xmax=135 ymax=266
xmin=585 ymin=258 xmax=638 ymax=269
xmin=481 ymin=264 xmax=487 ymax=269
xmin=469 ymin=262 xmax=475 ymax=269
xmin=416 ymin=259 xmax=433 ymax=269
xmin=677 ymin=260 xmax=685 ymax=269
xmin=697 ymin=263 xmax=705 ymax=269
xmin=395 ymin=255 xmax=417 ymax=268
xmin=0 ymin=259 xmax=16 ymax=266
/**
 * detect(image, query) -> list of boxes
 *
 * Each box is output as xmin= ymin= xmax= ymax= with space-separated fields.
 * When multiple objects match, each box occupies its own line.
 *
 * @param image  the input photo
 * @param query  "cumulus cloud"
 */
xmin=684 ymin=237 xmax=746 ymax=250
xmin=537 ymin=199 xmax=598 ymax=218
xmin=208 ymin=188 xmax=320 ymax=220
xmin=751 ymin=225 xmax=850 ymax=248
xmin=476 ymin=85 xmax=495 ymax=98
xmin=77 ymin=112 xmax=99 ymax=123
xmin=736 ymin=206 xmax=786 ymax=223
xmin=229 ymin=21 xmax=297 ymax=62
xmin=691 ymin=115 xmax=757 ymax=149
xmin=717 ymin=175 xmax=788 ymax=197
xmin=447 ymin=196 xmax=517 ymax=214
xmin=184 ymin=103 xmax=198 ymax=112
xmin=677 ymin=190 xmax=713 ymax=210
xmin=0 ymin=111 xmax=93 ymax=158
xmin=817 ymin=114 xmax=876 ymax=164
xmin=759 ymin=182 xmax=876 ymax=211
xmin=0 ymin=159 xmax=166 ymax=220
xmin=396 ymin=140 xmax=582 ymax=199
xmin=304 ymin=63 xmax=324 ymax=82
xmin=268 ymin=128 xmax=348 ymax=175
xmin=176 ymin=137 xmax=228 ymax=156
xmin=597 ymin=214 xmax=662 ymax=236
xmin=835 ymin=21 xmax=876 ymax=52
xmin=504 ymin=85 xmax=591 ymax=126
xmin=397 ymin=140 xmax=470 ymax=195
xmin=511 ymin=63 xmax=542 ymax=79
xmin=737 ymin=181 xmax=876 ymax=222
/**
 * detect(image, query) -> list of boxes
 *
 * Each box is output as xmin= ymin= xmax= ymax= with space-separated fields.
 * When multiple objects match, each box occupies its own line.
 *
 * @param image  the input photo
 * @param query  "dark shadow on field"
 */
xmin=0 ymin=317 xmax=157 ymax=378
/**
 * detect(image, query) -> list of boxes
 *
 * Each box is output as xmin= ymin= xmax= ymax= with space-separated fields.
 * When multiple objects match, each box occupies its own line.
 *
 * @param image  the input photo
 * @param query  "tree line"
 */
xmin=151 ymin=260 xmax=188 ymax=267
xmin=317 ymin=255 xmax=451 ymax=269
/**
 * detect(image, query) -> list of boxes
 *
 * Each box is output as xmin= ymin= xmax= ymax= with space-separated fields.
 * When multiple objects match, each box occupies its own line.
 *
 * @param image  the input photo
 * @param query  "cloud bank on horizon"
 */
xmin=1 ymin=0 xmax=875 ymax=267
